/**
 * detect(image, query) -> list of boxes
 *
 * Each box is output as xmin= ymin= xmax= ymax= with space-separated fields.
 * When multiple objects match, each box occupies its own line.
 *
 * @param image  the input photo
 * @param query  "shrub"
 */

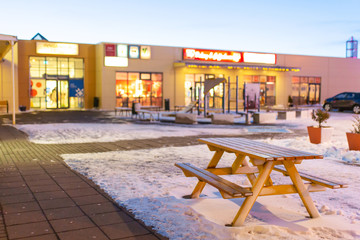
xmin=351 ymin=115 xmax=360 ymax=134
xmin=312 ymin=109 xmax=330 ymax=128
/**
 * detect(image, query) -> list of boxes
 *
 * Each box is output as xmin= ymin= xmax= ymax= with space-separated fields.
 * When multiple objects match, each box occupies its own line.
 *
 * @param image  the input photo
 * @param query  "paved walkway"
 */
xmin=0 ymin=111 xmax=307 ymax=240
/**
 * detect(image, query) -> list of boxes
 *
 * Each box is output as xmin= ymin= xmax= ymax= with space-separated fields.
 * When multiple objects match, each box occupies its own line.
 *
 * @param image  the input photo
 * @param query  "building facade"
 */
xmin=1 ymin=36 xmax=360 ymax=114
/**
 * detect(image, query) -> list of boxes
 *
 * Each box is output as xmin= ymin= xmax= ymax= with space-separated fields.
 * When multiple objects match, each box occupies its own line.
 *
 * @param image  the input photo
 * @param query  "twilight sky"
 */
xmin=2 ymin=0 xmax=360 ymax=58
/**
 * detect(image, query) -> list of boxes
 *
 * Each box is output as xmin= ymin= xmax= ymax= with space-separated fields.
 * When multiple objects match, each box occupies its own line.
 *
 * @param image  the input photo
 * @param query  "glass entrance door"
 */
xmin=46 ymin=80 xmax=57 ymax=109
xmin=46 ymin=80 xmax=69 ymax=109
xmin=58 ymin=80 xmax=69 ymax=108
xmin=308 ymin=83 xmax=320 ymax=104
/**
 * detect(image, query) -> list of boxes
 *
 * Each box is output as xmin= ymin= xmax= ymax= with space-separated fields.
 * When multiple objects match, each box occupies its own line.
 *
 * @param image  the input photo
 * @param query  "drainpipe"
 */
xmin=11 ymin=40 xmax=15 ymax=125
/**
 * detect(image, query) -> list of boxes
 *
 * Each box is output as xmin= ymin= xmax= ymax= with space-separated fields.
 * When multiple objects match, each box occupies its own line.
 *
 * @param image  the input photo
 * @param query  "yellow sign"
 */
xmin=36 ymin=42 xmax=79 ymax=55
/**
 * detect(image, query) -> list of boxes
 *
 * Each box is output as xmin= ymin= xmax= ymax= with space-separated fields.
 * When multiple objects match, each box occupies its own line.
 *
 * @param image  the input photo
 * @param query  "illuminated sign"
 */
xmin=105 ymin=44 xmax=116 ymax=56
xmin=243 ymin=52 xmax=276 ymax=64
xmin=129 ymin=46 xmax=140 ymax=58
xmin=183 ymin=48 xmax=242 ymax=63
xmin=140 ymin=46 xmax=151 ymax=59
xmin=104 ymin=57 xmax=128 ymax=67
xmin=36 ymin=42 xmax=79 ymax=55
xmin=117 ymin=44 xmax=128 ymax=57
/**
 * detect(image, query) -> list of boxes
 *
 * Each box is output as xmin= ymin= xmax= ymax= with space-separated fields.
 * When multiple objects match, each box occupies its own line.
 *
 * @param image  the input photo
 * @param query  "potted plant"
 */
xmin=307 ymin=109 xmax=333 ymax=144
xmin=346 ymin=115 xmax=360 ymax=150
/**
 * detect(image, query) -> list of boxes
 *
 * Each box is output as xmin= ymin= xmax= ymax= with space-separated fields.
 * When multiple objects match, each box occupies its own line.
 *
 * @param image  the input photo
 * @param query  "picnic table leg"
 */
xmin=283 ymin=161 xmax=320 ymax=218
xmin=190 ymin=149 xmax=224 ymax=198
xmin=236 ymin=156 xmax=256 ymax=185
xmin=231 ymin=161 xmax=275 ymax=226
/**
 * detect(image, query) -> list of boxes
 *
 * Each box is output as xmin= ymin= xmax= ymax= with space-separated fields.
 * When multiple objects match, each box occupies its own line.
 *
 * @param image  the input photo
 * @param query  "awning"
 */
xmin=0 ymin=34 xmax=17 ymax=59
xmin=174 ymin=61 xmax=300 ymax=72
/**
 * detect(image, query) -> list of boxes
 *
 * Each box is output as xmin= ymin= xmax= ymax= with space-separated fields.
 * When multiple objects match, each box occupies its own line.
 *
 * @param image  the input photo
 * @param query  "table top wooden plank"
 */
xmin=211 ymin=138 xmax=286 ymax=159
xmin=198 ymin=138 xmax=323 ymax=161
xmin=217 ymin=138 xmax=320 ymax=159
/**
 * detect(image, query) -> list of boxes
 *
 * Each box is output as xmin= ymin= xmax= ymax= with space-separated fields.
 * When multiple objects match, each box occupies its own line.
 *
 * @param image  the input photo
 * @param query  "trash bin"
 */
xmin=164 ymin=98 xmax=170 ymax=111
xmin=19 ymin=105 xmax=26 ymax=112
xmin=94 ymin=97 xmax=99 ymax=108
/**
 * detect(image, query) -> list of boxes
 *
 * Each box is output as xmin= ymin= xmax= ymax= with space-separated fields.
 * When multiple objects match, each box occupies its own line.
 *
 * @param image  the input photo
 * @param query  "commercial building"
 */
xmin=1 ymin=34 xmax=360 ymax=116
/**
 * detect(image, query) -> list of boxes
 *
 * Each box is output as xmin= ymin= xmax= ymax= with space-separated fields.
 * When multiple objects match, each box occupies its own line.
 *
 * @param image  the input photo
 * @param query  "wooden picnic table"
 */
xmin=175 ymin=137 xmax=348 ymax=227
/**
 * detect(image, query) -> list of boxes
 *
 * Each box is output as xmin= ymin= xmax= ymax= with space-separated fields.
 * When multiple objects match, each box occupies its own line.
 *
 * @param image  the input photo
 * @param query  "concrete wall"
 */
xmin=0 ymin=43 xmax=18 ymax=113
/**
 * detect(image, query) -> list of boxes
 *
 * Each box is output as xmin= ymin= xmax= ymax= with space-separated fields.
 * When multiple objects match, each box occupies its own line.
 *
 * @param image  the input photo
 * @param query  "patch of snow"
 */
xmin=63 ymin=144 xmax=360 ymax=240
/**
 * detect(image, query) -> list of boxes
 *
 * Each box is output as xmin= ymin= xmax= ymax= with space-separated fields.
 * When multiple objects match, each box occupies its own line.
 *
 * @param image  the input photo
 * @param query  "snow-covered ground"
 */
xmin=14 ymin=122 xmax=294 ymax=144
xmin=15 ymin=112 xmax=360 ymax=239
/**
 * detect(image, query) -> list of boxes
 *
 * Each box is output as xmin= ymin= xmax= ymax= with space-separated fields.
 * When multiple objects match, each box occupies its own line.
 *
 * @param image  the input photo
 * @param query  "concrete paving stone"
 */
xmin=57 ymin=227 xmax=109 ymax=240
xmin=6 ymin=221 xmax=53 ymax=239
xmin=43 ymin=167 xmax=72 ymax=173
xmin=17 ymin=233 xmax=58 ymax=240
xmin=2 ymin=201 xmax=41 ymax=214
xmin=4 ymin=210 xmax=46 ymax=226
xmin=57 ymin=181 xmax=90 ymax=190
xmin=0 ymin=186 xmax=30 ymax=196
xmin=50 ymin=215 xmax=95 ymax=232
xmin=22 ymin=174 xmax=52 ymax=182
xmin=100 ymin=221 xmax=149 ymax=240
xmin=72 ymin=194 xmax=109 ymax=206
xmin=26 ymin=179 xmax=58 ymax=187
xmin=121 ymin=234 xmax=160 ymax=240
xmin=66 ymin=187 xmax=99 ymax=198
xmin=0 ymin=176 xmax=24 ymax=183
xmin=44 ymin=206 xmax=84 ymax=220
xmin=90 ymin=211 xmax=133 ymax=226
xmin=39 ymin=197 xmax=76 ymax=210
xmin=29 ymin=184 xmax=62 ymax=193
xmin=50 ymin=173 xmax=78 ymax=180
xmin=53 ymin=176 xmax=84 ymax=184
xmin=0 ymin=193 xmax=34 ymax=204
xmin=0 ymin=171 xmax=20 ymax=177
xmin=20 ymin=170 xmax=47 ymax=176
xmin=80 ymin=202 xmax=120 ymax=216
xmin=34 ymin=190 xmax=68 ymax=201
xmin=0 ymin=181 xmax=26 ymax=189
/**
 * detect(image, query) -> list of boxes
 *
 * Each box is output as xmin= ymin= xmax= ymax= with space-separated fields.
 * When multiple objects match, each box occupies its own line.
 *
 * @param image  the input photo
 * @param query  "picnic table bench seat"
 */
xmin=175 ymin=163 xmax=253 ymax=198
xmin=273 ymin=166 xmax=348 ymax=189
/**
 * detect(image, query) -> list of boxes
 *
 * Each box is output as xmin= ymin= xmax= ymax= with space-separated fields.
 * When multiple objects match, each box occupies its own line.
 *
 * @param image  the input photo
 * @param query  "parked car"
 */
xmin=323 ymin=92 xmax=360 ymax=113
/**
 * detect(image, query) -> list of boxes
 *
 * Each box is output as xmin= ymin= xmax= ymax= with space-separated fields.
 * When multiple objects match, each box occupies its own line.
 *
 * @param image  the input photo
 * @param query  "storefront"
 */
xmin=17 ymin=40 xmax=96 ymax=111
xmin=2 ymin=34 xmax=360 ymax=114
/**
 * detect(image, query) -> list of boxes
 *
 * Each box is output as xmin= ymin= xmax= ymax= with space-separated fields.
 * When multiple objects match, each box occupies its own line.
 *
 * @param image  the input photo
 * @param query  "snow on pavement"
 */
xmin=14 ymin=111 xmax=360 ymax=239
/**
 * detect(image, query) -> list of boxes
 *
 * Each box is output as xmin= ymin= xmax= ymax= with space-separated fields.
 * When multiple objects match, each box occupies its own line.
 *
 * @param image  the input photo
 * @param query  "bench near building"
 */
xmin=1 ymin=33 xmax=360 ymax=115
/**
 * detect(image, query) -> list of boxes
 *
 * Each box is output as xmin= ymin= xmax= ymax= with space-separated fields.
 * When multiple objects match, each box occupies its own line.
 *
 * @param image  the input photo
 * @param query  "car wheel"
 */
xmin=323 ymin=103 xmax=332 ymax=112
xmin=353 ymin=105 xmax=360 ymax=114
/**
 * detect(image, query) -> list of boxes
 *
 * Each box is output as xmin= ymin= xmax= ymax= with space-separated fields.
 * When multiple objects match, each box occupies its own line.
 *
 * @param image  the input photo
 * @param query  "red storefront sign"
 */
xmin=105 ymin=44 xmax=116 ymax=56
xmin=183 ymin=48 xmax=242 ymax=63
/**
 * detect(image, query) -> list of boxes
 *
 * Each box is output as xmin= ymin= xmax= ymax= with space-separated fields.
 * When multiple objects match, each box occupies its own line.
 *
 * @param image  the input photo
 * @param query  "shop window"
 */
xmin=115 ymin=71 xmax=163 ymax=107
xmin=29 ymin=56 xmax=84 ymax=109
xmin=291 ymin=76 xmax=321 ymax=105
xmin=244 ymin=75 xmax=276 ymax=106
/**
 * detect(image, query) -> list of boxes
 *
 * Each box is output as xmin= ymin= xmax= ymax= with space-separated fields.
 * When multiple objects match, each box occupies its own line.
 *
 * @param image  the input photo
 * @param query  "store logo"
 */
xmin=140 ymin=46 xmax=151 ymax=59
xmin=183 ymin=48 xmax=242 ymax=63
